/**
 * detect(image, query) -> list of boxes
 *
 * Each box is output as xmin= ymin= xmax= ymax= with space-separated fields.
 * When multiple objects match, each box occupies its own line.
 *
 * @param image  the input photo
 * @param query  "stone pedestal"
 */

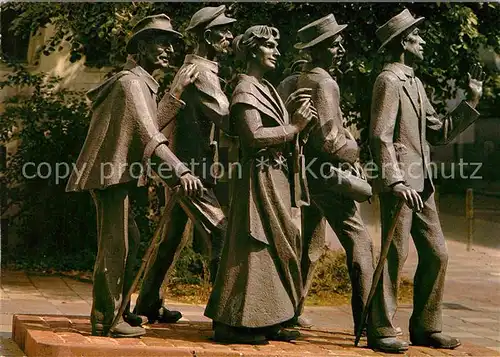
xmin=12 ymin=314 xmax=498 ymax=357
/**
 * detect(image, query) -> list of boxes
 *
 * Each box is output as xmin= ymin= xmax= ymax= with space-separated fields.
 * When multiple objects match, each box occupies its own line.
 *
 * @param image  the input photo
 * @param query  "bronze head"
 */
xmin=126 ymin=14 xmax=182 ymax=71
xmin=295 ymin=14 xmax=347 ymax=70
xmin=233 ymin=25 xmax=281 ymax=73
xmin=376 ymin=9 xmax=426 ymax=60
xmin=186 ymin=6 xmax=236 ymax=56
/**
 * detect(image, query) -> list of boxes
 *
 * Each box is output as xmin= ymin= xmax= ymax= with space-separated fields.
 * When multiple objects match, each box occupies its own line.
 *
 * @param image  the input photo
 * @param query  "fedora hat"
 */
xmin=185 ymin=5 xmax=236 ymax=32
xmin=294 ymin=14 xmax=347 ymax=50
xmin=376 ymin=9 xmax=425 ymax=53
xmin=127 ymin=14 xmax=182 ymax=54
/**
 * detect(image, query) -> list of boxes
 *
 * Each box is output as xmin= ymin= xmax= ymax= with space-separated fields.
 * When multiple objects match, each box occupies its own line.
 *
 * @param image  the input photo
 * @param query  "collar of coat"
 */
xmin=86 ymin=60 xmax=159 ymax=108
xmin=232 ymin=74 xmax=288 ymax=125
xmin=383 ymin=62 xmax=415 ymax=81
xmin=383 ymin=62 xmax=423 ymax=117
xmin=123 ymin=60 xmax=160 ymax=94
xmin=184 ymin=54 xmax=219 ymax=74
xmin=304 ymin=66 xmax=331 ymax=78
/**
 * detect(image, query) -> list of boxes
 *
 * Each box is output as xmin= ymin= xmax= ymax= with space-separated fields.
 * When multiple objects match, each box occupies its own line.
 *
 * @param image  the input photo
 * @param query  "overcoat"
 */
xmin=204 ymin=74 xmax=302 ymax=328
xmin=66 ymin=62 xmax=187 ymax=192
xmin=160 ymin=54 xmax=230 ymax=186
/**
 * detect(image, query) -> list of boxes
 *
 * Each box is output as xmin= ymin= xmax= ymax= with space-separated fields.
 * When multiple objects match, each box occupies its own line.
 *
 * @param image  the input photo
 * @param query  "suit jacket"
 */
xmin=66 ymin=62 xmax=188 ymax=192
xmin=160 ymin=54 xmax=230 ymax=186
xmin=370 ymin=62 xmax=480 ymax=194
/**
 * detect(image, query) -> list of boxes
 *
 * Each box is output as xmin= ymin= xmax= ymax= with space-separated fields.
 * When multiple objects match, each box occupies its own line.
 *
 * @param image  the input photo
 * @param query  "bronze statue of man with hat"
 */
xmin=368 ymin=8 xmax=485 ymax=353
xmin=277 ymin=14 xmax=374 ymax=332
xmin=66 ymin=14 xmax=201 ymax=337
xmin=133 ymin=5 xmax=236 ymax=324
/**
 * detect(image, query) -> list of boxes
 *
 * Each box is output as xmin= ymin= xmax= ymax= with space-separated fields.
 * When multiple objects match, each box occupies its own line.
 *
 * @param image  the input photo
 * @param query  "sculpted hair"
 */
xmin=233 ymin=25 xmax=280 ymax=61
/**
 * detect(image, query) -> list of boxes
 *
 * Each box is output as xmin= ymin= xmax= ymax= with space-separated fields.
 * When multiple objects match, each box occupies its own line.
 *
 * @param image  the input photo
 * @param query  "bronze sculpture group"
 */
xmin=67 ymin=6 xmax=486 ymax=353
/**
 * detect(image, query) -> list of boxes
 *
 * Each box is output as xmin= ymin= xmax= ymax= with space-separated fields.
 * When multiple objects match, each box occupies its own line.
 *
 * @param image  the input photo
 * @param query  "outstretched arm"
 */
xmin=157 ymin=64 xmax=199 ymax=131
xmin=121 ymin=79 xmax=203 ymax=196
xmin=426 ymin=64 xmax=484 ymax=146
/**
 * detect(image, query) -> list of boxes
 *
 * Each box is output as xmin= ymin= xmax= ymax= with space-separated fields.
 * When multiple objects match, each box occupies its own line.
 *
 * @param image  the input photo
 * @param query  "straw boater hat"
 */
xmin=126 ymin=14 xmax=182 ymax=54
xmin=294 ymin=14 xmax=347 ymax=50
xmin=185 ymin=5 xmax=236 ymax=32
xmin=376 ymin=9 xmax=425 ymax=53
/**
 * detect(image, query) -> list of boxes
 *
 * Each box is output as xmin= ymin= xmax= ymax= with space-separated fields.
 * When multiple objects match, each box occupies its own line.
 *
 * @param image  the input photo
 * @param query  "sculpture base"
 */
xmin=12 ymin=314 xmax=498 ymax=356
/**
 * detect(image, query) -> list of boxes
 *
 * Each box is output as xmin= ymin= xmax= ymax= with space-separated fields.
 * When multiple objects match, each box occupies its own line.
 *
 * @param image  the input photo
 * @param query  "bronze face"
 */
xmin=138 ymin=34 xmax=175 ymax=70
xmin=310 ymin=34 xmax=345 ymax=70
xmin=207 ymin=24 xmax=234 ymax=55
xmin=327 ymin=34 xmax=345 ymax=69
xmin=255 ymin=37 xmax=280 ymax=70
xmin=403 ymin=27 xmax=425 ymax=61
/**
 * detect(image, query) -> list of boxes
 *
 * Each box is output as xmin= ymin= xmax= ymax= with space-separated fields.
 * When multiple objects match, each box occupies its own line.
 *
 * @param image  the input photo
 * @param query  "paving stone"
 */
xmin=10 ymin=314 xmax=500 ymax=357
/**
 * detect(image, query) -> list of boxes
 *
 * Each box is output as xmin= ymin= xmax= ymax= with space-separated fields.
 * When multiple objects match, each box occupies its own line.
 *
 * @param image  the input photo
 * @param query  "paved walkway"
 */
xmin=1 ymin=194 xmax=499 ymax=356
xmin=2 ymin=236 xmax=499 ymax=356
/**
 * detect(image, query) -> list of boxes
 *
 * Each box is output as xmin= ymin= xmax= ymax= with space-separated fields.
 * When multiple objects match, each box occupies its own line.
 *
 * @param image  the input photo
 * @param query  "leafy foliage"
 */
xmin=7 ymin=3 xmax=499 ymax=141
xmin=310 ymin=250 xmax=352 ymax=296
xmin=0 ymin=63 xmax=96 ymax=263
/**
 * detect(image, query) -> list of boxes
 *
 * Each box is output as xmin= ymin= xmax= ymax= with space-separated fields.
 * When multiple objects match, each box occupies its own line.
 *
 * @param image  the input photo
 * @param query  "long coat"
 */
xmin=370 ymin=62 xmax=480 ymax=194
xmin=66 ymin=62 xmax=187 ymax=192
xmin=160 ymin=54 xmax=230 ymax=187
xmin=204 ymin=74 xmax=302 ymax=328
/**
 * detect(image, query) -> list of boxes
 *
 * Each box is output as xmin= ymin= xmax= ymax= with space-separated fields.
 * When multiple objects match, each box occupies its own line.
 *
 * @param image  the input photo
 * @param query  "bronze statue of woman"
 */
xmin=204 ymin=25 xmax=314 ymax=345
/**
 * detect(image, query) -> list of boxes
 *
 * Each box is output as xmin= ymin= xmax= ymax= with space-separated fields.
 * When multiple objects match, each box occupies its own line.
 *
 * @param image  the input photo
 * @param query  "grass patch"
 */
xmin=164 ymin=283 xmax=212 ymax=305
xmin=305 ymin=250 xmax=413 ymax=306
xmin=163 ymin=249 xmax=414 ymax=306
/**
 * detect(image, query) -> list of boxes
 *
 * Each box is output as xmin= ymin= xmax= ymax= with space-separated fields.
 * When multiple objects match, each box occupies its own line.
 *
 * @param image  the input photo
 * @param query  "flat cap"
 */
xmin=185 ymin=5 xmax=236 ymax=32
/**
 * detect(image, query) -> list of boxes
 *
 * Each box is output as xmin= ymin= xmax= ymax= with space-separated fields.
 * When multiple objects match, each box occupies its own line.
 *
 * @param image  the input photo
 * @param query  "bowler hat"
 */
xmin=127 ymin=14 xmax=182 ymax=54
xmin=294 ymin=14 xmax=347 ymax=50
xmin=376 ymin=9 xmax=424 ymax=53
xmin=185 ymin=5 xmax=236 ymax=32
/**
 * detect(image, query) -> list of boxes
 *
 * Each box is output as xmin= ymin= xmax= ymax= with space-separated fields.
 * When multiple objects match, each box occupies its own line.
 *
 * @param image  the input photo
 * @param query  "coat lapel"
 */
xmin=416 ymin=78 xmax=426 ymax=139
xmin=265 ymin=79 xmax=289 ymax=124
xmin=245 ymin=76 xmax=285 ymax=125
xmin=403 ymin=80 xmax=420 ymax=117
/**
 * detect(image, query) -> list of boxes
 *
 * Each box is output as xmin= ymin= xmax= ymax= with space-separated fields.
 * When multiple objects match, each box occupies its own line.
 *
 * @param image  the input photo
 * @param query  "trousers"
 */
xmin=301 ymin=190 xmax=374 ymax=331
xmin=90 ymin=182 xmax=140 ymax=330
xmin=368 ymin=191 xmax=448 ymax=338
xmin=135 ymin=186 xmax=227 ymax=315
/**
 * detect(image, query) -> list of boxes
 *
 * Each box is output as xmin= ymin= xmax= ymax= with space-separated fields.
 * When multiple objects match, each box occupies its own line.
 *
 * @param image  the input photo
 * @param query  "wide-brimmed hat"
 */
xmin=127 ymin=14 xmax=182 ymax=54
xmin=294 ymin=14 xmax=347 ymax=50
xmin=185 ymin=5 xmax=236 ymax=32
xmin=376 ymin=9 xmax=425 ymax=53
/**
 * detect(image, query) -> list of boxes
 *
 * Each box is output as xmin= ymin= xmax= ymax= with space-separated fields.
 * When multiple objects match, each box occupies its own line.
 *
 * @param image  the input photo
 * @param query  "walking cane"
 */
xmin=354 ymin=198 xmax=405 ymax=346
xmin=106 ymin=186 xmax=182 ymax=337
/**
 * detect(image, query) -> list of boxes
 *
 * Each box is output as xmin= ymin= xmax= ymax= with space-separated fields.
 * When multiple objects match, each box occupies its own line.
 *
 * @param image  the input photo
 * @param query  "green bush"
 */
xmin=310 ymin=250 xmax=352 ymax=296
xmin=0 ymin=64 xmax=154 ymax=272
xmin=0 ymin=64 xmax=97 ymax=266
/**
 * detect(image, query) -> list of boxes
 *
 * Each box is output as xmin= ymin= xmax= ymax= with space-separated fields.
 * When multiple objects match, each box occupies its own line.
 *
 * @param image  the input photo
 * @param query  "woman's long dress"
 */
xmin=204 ymin=74 xmax=303 ymax=328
